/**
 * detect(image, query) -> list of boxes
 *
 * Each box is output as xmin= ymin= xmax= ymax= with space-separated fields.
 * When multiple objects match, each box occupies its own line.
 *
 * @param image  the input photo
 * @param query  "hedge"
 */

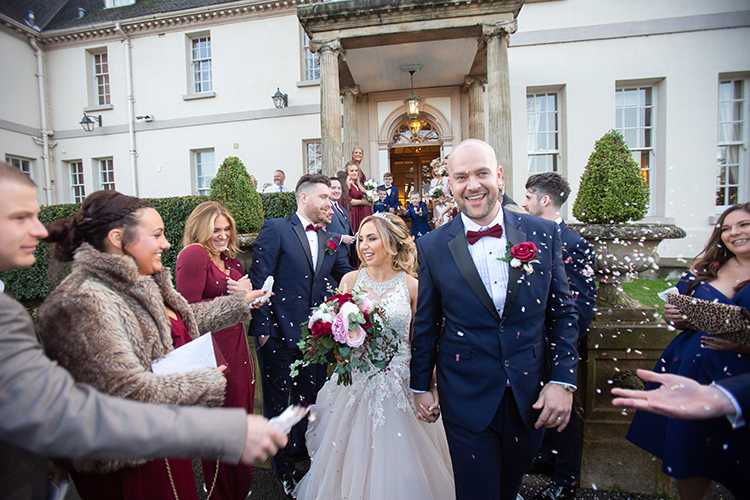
xmin=261 ymin=191 xmax=296 ymax=220
xmin=210 ymin=156 xmax=265 ymax=233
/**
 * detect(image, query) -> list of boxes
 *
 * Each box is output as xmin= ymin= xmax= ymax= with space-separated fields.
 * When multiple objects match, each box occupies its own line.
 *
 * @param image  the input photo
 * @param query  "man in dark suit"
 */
xmin=326 ymin=176 xmax=356 ymax=267
xmin=250 ymin=173 xmax=353 ymax=497
xmin=522 ymin=172 xmax=597 ymax=500
xmin=411 ymin=139 xmax=580 ymax=500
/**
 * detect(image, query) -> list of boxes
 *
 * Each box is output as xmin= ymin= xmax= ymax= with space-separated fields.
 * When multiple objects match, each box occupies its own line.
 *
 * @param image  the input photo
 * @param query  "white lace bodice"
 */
xmin=332 ymin=269 xmax=415 ymax=435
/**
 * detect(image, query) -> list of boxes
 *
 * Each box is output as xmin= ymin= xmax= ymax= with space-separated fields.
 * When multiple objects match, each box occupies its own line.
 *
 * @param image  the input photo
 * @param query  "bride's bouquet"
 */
xmin=290 ymin=286 xmax=399 ymax=386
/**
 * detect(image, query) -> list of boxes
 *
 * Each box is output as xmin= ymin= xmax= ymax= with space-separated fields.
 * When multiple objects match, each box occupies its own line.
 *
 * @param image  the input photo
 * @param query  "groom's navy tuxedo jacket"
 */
xmin=411 ymin=207 xmax=580 ymax=432
xmin=249 ymin=214 xmax=353 ymax=348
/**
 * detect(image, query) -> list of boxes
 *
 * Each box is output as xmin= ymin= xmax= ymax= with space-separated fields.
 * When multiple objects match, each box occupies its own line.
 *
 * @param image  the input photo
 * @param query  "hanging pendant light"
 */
xmin=404 ymin=70 xmax=421 ymax=121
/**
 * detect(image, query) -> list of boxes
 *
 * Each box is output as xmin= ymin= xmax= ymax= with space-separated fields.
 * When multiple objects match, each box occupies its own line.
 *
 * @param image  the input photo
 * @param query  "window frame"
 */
xmin=301 ymin=31 xmax=320 ymax=82
xmin=193 ymin=149 xmax=216 ymax=196
xmin=68 ymin=161 xmax=86 ymax=203
xmin=526 ymin=90 xmax=561 ymax=175
xmin=93 ymin=51 xmax=111 ymax=106
xmin=97 ymin=158 xmax=116 ymax=191
xmin=5 ymin=155 xmax=34 ymax=181
xmin=716 ymin=77 xmax=749 ymax=212
xmin=303 ymin=140 xmax=322 ymax=174
xmin=190 ymin=34 xmax=212 ymax=94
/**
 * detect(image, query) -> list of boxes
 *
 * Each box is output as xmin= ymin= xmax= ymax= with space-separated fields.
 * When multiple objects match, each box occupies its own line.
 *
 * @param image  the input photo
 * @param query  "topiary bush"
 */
xmin=572 ymin=129 xmax=650 ymax=224
xmin=261 ymin=192 xmax=297 ymax=219
xmin=210 ymin=156 xmax=264 ymax=233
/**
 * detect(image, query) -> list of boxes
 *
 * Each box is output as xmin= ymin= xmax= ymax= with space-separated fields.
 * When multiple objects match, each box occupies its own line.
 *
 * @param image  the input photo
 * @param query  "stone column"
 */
xmin=341 ymin=86 xmax=361 ymax=174
xmin=483 ymin=20 xmax=517 ymax=196
xmin=310 ymin=39 xmax=342 ymax=177
xmin=462 ymin=75 xmax=487 ymax=141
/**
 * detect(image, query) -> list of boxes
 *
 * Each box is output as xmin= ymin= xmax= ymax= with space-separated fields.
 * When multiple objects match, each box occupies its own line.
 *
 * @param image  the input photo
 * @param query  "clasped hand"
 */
xmin=227 ymin=275 xmax=266 ymax=309
xmin=532 ymin=383 xmax=573 ymax=432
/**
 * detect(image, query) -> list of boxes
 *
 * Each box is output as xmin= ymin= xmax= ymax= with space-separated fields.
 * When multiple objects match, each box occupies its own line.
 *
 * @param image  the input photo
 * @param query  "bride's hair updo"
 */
xmin=45 ymin=190 xmax=153 ymax=262
xmin=357 ymin=212 xmax=417 ymax=277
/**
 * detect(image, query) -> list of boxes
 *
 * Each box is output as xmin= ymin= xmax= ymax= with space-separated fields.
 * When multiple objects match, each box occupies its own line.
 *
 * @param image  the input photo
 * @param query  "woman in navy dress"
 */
xmin=176 ymin=201 xmax=256 ymax=500
xmin=627 ymin=202 xmax=750 ymax=500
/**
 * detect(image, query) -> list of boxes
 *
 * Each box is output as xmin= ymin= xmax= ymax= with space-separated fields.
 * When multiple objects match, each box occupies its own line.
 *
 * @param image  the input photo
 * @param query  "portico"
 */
xmin=298 ymin=0 xmax=523 ymax=198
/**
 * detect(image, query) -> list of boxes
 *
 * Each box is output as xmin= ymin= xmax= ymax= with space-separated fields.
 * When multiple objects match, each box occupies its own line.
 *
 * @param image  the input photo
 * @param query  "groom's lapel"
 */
xmin=501 ymin=211 xmax=526 ymax=324
xmin=314 ymin=230 xmax=327 ymax=277
xmin=447 ymin=219 xmax=500 ymax=321
xmin=291 ymin=215 xmax=314 ymax=272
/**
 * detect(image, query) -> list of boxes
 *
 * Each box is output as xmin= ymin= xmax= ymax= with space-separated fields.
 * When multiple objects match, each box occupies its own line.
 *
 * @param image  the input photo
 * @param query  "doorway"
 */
xmin=389 ymin=145 xmax=441 ymax=206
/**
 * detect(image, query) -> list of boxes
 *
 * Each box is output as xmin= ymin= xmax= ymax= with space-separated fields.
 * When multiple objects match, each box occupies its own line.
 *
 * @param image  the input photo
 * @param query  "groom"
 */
xmin=411 ymin=139 xmax=580 ymax=500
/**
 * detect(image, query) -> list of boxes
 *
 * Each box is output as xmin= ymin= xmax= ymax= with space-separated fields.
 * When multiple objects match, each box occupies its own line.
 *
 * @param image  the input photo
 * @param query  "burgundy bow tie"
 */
xmin=305 ymin=224 xmax=321 ymax=232
xmin=466 ymin=224 xmax=504 ymax=245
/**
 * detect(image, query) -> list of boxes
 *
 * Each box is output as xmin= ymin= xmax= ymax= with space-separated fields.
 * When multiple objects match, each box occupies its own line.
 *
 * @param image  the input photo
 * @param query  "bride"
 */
xmin=294 ymin=212 xmax=455 ymax=500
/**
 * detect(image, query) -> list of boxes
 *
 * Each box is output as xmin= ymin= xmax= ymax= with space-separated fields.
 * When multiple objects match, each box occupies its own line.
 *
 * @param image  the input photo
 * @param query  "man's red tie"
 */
xmin=466 ymin=224 xmax=503 ymax=245
xmin=306 ymin=224 xmax=321 ymax=232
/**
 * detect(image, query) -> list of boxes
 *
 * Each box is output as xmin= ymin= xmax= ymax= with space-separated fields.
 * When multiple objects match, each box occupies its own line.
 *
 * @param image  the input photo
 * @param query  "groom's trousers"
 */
xmin=256 ymin=336 xmax=327 ymax=475
xmin=443 ymin=388 xmax=544 ymax=500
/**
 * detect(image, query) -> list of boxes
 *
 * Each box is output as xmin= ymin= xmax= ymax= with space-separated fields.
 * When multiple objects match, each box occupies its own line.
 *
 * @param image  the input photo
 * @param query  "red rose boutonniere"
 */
xmin=326 ymin=237 xmax=339 ymax=255
xmin=498 ymin=241 xmax=540 ymax=274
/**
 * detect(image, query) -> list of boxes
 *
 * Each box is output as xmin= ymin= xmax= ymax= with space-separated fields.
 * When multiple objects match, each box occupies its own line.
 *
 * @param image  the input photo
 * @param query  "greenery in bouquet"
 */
xmin=290 ymin=286 xmax=400 ymax=386
xmin=428 ymin=185 xmax=444 ymax=200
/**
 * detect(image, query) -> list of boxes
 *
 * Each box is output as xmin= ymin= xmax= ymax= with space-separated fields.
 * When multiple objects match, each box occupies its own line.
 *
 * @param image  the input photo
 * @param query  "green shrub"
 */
xmin=1 ymin=195 xmax=207 ymax=300
xmin=210 ymin=156 xmax=265 ymax=233
xmin=572 ymin=129 xmax=650 ymax=224
xmin=261 ymin=192 xmax=296 ymax=219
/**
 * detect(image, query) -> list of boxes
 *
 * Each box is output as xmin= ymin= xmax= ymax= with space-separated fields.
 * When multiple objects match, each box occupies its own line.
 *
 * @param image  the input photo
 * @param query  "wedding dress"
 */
xmin=293 ymin=269 xmax=455 ymax=500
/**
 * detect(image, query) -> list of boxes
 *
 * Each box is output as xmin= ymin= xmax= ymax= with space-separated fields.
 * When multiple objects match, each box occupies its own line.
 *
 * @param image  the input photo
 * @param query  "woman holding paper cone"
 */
xmin=176 ymin=201 xmax=256 ymax=500
xmin=36 ymin=190 xmax=265 ymax=500
xmin=626 ymin=202 xmax=750 ymax=500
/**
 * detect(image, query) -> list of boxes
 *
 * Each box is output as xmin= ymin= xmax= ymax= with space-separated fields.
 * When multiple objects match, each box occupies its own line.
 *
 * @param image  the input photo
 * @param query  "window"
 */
xmin=716 ymin=79 xmax=747 ymax=209
xmin=304 ymin=140 xmax=322 ymax=174
xmin=195 ymin=150 xmax=215 ymax=195
xmin=302 ymin=32 xmax=319 ymax=81
xmin=616 ymin=87 xmax=654 ymax=207
xmin=69 ymin=162 xmax=85 ymax=203
xmin=526 ymin=92 xmax=559 ymax=173
xmin=191 ymin=36 xmax=212 ymax=94
xmin=94 ymin=52 xmax=110 ymax=106
xmin=104 ymin=0 xmax=135 ymax=7
xmin=6 ymin=155 xmax=33 ymax=180
xmin=99 ymin=159 xmax=115 ymax=190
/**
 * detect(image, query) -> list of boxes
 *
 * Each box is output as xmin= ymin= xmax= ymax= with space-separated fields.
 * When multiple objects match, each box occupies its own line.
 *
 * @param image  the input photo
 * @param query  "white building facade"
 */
xmin=1 ymin=0 xmax=748 ymax=260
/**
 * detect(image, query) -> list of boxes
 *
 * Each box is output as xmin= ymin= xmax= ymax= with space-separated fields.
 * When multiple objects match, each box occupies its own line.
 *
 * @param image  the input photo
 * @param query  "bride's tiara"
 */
xmin=373 ymin=212 xmax=391 ymax=221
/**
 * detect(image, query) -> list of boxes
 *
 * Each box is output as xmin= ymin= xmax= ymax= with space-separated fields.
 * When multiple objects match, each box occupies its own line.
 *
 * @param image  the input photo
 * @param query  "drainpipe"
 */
xmin=115 ymin=22 xmax=138 ymax=196
xmin=29 ymin=36 xmax=52 ymax=205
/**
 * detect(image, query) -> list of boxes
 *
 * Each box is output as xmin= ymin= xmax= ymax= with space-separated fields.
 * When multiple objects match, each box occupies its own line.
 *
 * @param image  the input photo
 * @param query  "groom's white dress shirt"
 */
xmin=461 ymin=206 xmax=509 ymax=316
xmin=296 ymin=212 xmax=319 ymax=272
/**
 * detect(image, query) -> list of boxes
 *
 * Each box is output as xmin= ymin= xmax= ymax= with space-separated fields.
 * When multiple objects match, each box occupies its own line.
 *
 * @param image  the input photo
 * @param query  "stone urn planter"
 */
xmin=568 ymin=222 xmax=686 ymax=309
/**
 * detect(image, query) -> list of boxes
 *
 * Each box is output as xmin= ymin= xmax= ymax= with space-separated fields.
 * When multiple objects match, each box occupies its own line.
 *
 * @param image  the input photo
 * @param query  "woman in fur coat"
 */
xmin=36 ymin=190 xmax=265 ymax=500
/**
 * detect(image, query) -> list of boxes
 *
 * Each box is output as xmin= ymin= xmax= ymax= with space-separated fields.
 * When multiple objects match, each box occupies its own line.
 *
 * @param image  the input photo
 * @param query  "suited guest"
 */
xmin=378 ymin=171 xmax=400 ymax=212
xmin=250 ymin=173 xmax=353 ymax=498
xmin=373 ymin=187 xmax=389 ymax=213
xmin=262 ymin=169 xmax=293 ymax=193
xmin=0 ymin=164 xmax=286 ymax=500
xmin=522 ymin=172 xmax=597 ymax=500
xmin=326 ymin=176 xmax=356 ymax=268
xmin=411 ymin=139 xmax=579 ymax=500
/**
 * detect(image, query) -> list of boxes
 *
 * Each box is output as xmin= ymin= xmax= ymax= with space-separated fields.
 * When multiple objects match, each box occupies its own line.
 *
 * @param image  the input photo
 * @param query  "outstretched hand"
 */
xmin=532 ymin=383 xmax=573 ymax=431
xmin=611 ymin=369 xmax=735 ymax=420
xmin=239 ymin=415 xmax=288 ymax=465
